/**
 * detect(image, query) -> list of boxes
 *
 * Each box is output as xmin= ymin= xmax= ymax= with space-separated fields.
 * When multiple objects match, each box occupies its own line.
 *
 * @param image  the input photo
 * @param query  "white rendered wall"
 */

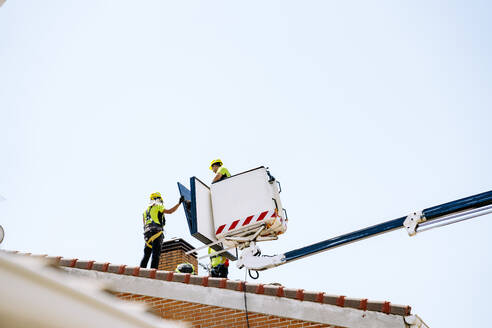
xmin=63 ymin=268 xmax=410 ymax=328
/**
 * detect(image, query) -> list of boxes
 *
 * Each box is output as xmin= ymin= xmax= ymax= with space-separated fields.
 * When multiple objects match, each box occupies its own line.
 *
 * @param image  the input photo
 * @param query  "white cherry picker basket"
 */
xmin=178 ymin=166 xmax=288 ymax=259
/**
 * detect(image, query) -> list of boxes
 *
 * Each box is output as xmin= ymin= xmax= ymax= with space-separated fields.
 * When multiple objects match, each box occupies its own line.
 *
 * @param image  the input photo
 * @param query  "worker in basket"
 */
xmin=140 ymin=192 xmax=183 ymax=269
xmin=208 ymin=247 xmax=229 ymax=278
xmin=175 ymin=262 xmax=196 ymax=275
xmin=210 ymin=158 xmax=231 ymax=183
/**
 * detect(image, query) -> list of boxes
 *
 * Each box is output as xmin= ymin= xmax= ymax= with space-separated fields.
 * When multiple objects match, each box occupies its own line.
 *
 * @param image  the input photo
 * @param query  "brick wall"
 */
xmin=115 ymin=292 xmax=342 ymax=328
xmin=159 ymin=238 xmax=198 ymax=275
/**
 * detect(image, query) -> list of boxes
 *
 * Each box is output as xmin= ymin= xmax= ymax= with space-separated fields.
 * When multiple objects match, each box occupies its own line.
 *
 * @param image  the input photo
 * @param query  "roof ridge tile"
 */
xmin=336 ymin=295 xmax=346 ymax=307
xmin=1 ymin=250 xmax=413 ymax=317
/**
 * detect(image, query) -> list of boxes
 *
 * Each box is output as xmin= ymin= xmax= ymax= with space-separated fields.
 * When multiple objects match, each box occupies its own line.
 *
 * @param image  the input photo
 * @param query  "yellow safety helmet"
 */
xmin=209 ymin=159 xmax=223 ymax=170
xmin=150 ymin=192 xmax=162 ymax=200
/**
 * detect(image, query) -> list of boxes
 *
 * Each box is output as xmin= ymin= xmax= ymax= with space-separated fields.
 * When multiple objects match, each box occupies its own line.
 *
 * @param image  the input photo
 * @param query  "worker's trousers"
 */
xmin=140 ymin=230 xmax=164 ymax=269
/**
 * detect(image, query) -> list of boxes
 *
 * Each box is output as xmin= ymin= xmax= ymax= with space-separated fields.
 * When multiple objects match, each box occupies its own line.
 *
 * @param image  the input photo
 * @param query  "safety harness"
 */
xmin=145 ymin=230 xmax=163 ymax=248
xmin=144 ymin=206 xmax=164 ymax=249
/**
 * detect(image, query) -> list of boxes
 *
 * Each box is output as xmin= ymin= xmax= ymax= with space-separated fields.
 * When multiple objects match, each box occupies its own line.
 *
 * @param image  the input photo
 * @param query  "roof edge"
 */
xmin=64 ymin=267 xmax=410 ymax=328
xmin=0 ymin=250 xmax=411 ymax=317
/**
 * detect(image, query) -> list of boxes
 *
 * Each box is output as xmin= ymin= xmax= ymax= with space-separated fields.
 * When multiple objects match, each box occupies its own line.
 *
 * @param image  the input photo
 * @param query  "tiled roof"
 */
xmin=3 ymin=250 xmax=412 ymax=317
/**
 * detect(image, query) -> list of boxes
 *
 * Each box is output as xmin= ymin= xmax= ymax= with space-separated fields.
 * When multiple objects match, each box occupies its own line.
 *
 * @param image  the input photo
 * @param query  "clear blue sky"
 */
xmin=1 ymin=1 xmax=491 ymax=326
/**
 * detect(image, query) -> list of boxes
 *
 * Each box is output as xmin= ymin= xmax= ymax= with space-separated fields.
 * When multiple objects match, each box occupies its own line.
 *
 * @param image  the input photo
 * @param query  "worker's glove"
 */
xmin=179 ymin=196 xmax=184 ymax=204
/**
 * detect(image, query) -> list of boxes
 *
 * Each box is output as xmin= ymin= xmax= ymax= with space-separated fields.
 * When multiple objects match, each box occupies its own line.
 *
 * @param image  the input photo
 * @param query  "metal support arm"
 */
xmin=236 ymin=243 xmax=286 ymax=271
xmin=239 ymin=189 xmax=492 ymax=271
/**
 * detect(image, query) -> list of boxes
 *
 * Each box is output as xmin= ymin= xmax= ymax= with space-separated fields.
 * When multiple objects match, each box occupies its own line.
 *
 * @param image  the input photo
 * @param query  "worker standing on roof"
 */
xmin=210 ymin=159 xmax=231 ymax=183
xmin=208 ymin=247 xmax=229 ymax=278
xmin=140 ymin=192 xmax=183 ymax=269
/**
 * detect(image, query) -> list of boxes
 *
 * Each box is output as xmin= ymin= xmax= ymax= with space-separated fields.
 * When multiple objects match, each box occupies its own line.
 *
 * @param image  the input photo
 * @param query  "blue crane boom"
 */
xmin=238 ymin=190 xmax=492 ymax=270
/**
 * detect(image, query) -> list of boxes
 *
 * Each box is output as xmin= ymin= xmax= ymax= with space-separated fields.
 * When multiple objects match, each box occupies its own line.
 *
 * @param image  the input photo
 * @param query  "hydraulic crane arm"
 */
xmin=237 ymin=190 xmax=492 ymax=271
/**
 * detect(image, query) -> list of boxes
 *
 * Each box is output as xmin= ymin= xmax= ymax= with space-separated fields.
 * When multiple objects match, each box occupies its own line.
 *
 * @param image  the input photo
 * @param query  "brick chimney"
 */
xmin=158 ymin=238 xmax=198 ymax=274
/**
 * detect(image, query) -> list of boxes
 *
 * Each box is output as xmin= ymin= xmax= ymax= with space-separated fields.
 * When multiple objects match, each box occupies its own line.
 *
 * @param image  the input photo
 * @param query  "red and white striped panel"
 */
xmin=215 ymin=210 xmax=277 ymax=236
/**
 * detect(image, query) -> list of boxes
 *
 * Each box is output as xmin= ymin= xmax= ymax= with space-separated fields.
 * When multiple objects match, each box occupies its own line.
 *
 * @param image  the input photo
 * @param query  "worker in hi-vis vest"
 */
xmin=208 ymin=247 xmax=229 ymax=278
xmin=175 ymin=262 xmax=195 ymax=274
xmin=210 ymin=159 xmax=231 ymax=183
xmin=140 ymin=192 xmax=183 ymax=269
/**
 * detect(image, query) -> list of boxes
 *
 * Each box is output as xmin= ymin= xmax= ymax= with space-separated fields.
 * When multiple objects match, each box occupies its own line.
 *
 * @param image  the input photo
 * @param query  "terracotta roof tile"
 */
xmin=188 ymin=274 xmax=203 ymax=286
xmin=92 ymin=262 xmax=109 ymax=272
xmin=323 ymin=294 xmax=341 ymax=306
xmin=3 ymin=251 xmax=412 ymax=316
xmin=154 ymin=270 xmax=168 ymax=280
xmin=59 ymin=257 xmax=77 ymax=267
xmin=344 ymin=297 xmax=362 ymax=309
xmin=225 ymin=280 xmax=242 ymax=291
xmin=263 ymin=285 xmax=279 ymax=297
xmin=207 ymin=277 xmax=225 ymax=288
xmin=75 ymin=260 xmax=94 ymax=270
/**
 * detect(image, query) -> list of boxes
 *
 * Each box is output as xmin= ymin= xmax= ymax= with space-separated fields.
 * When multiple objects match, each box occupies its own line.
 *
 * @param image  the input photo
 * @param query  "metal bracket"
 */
xmin=225 ymin=226 xmax=265 ymax=244
xmin=403 ymin=210 xmax=425 ymax=236
xmin=236 ymin=243 xmax=286 ymax=271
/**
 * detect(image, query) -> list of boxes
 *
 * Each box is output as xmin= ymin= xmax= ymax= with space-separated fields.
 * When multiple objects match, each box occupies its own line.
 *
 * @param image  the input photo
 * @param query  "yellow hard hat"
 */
xmin=150 ymin=192 xmax=162 ymax=200
xmin=209 ymin=159 xmax=223 ymax=170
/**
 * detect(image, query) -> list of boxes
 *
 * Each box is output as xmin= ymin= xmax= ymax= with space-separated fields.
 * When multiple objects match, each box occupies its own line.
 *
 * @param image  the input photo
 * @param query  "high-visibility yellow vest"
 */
xmin=218 ymin=166 xmax=231 ymax=177
xmin=208 ymin=247 xmax=226 ymax=267
xmin=143 ymin=204 xmax=165 ymax=227
xmin=215 ymin=166 xmax=231 ymax=183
